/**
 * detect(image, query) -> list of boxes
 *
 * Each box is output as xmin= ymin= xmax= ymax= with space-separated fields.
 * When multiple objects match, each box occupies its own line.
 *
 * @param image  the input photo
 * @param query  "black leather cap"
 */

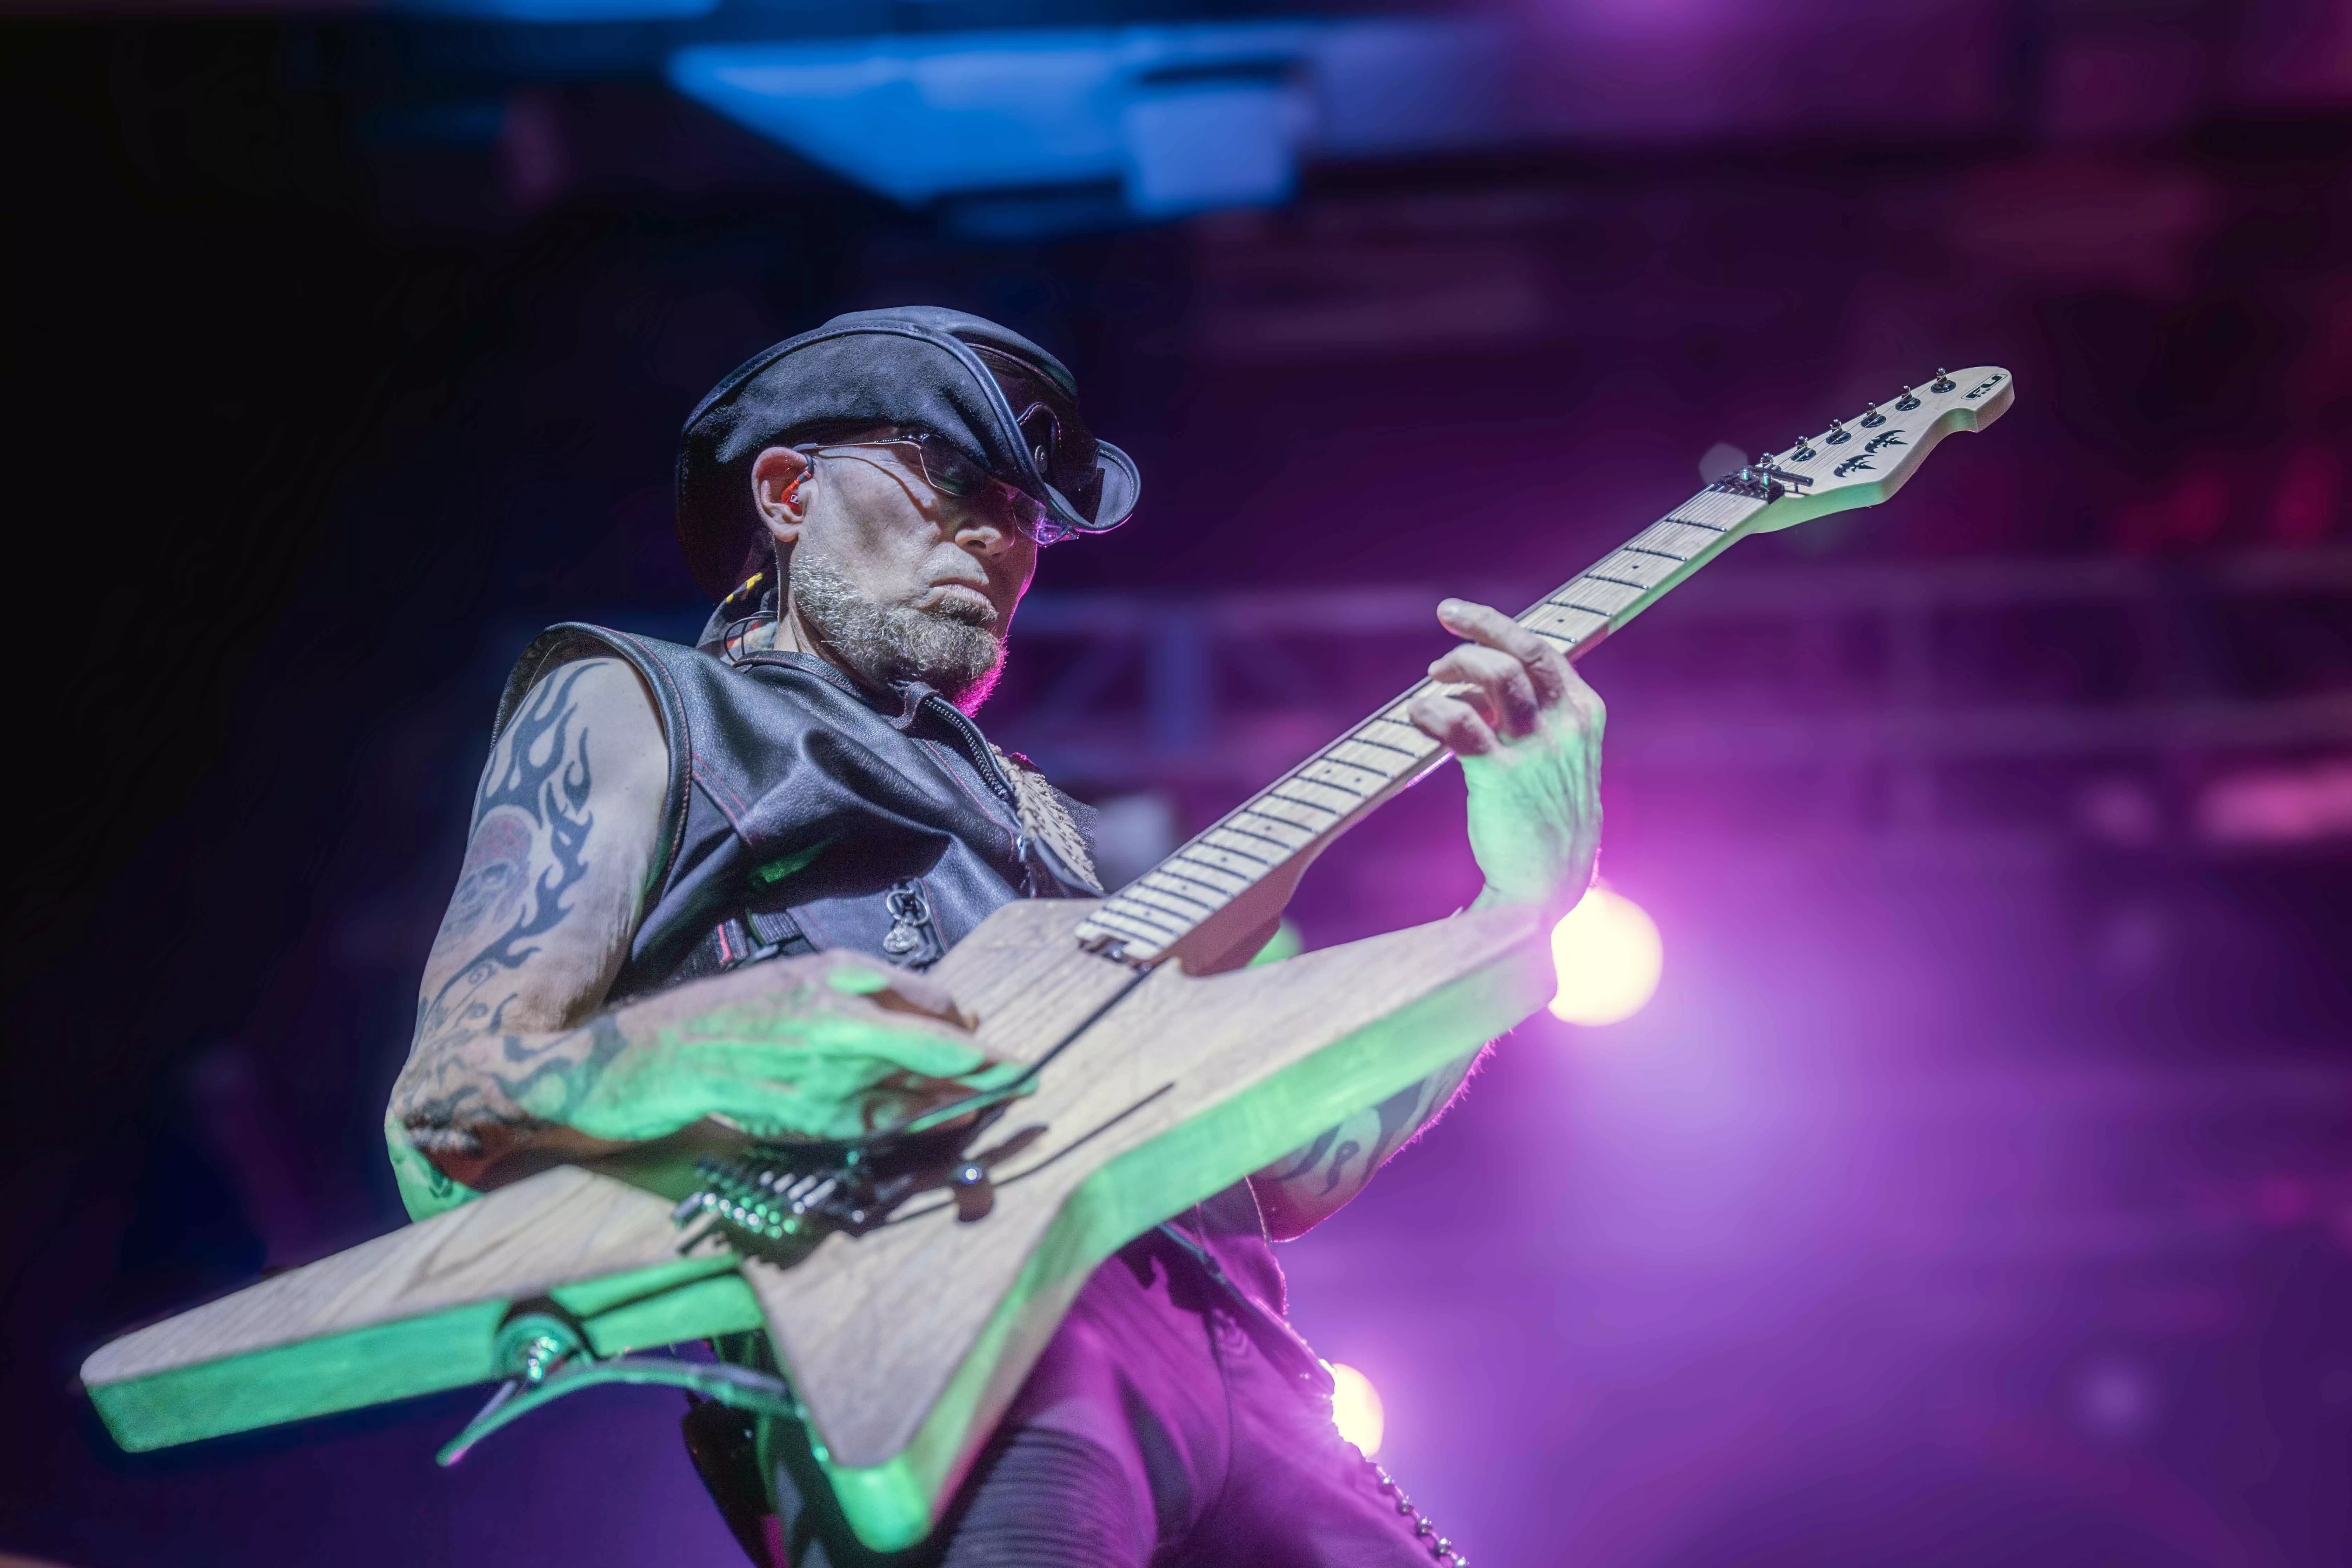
xmin=675 ymin=306 xmax=1141 ymax=601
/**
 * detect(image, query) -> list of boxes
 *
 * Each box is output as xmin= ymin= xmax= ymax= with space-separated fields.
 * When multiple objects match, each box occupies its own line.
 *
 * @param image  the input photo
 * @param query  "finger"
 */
xmin=1428 ymin=643 xmax=1541 ymax=737
xmin=1437 ymin=598 xmax=1570 ymax=709
xmin=697 ymin=1016 xmax=994 ymax=1079
xmin=1554 ymin=658 xmax=1606 ymax=729
xmin=1407 ymin=690 xmax=1502 ymax=757
xmin=813 ymin=954 xmax=971 ymax=1028
xmin=662 ymin=996 xmax=988 ymax=1082
xmin=697 ymin=1073 xmax=988 ymax=1143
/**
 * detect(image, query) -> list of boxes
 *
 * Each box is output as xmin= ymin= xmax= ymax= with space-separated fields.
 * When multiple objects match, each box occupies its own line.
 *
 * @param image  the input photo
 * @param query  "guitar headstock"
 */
xmin=1727 ymin=366 xmax=2014 ymax=534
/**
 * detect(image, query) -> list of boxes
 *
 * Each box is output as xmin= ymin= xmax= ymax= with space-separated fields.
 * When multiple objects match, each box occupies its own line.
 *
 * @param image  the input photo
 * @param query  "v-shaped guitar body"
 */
xmin=83 ymin=899 xmax=1554 ymax=1552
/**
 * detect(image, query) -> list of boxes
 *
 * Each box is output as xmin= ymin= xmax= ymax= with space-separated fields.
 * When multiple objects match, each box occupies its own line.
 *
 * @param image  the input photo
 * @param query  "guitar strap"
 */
xmin=1149 ymin=1217 xmax=1331 ymax=1390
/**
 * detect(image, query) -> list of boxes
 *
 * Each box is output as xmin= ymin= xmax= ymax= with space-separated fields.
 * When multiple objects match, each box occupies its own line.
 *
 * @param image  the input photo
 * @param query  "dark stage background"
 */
xmin=8 ymin=3 xmax=2352 ymax=1564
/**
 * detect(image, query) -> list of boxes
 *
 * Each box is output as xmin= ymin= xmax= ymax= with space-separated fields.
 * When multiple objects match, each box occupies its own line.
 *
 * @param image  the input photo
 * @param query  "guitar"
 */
xmin=82 ymin=367 xmax=2013 ymax=1552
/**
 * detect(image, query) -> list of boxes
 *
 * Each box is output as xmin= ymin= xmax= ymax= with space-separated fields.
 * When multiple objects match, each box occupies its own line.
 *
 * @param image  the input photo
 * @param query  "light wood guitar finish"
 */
xmin=83 ymin=368 xmax=2013 ymax=1552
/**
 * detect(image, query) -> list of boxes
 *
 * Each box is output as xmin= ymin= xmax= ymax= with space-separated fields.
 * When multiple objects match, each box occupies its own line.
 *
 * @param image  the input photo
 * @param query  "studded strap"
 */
xmin=1368 ymin=1459 xmax=1467 ymax=1566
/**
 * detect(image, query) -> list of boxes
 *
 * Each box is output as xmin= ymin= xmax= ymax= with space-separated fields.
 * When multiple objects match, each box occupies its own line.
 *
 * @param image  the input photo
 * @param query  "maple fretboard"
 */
xmin=1073 ymin=485 xmax=1771 ymax=965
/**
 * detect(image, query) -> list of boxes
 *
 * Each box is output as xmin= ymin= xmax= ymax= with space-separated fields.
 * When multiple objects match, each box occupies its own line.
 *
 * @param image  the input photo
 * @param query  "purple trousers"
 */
xmin=754 ymin=1221 xmax=1465 ymax=1568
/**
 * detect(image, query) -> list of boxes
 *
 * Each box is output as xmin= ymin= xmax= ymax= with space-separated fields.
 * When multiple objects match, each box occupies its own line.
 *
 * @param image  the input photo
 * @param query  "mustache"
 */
xmin=913 ymin=585 xmax=999 ymax=628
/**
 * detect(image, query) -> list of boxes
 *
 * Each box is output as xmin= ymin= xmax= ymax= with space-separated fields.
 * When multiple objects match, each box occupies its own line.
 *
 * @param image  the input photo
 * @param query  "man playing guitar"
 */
xmin=386 ymin=306 xmax=1604 ymax=1566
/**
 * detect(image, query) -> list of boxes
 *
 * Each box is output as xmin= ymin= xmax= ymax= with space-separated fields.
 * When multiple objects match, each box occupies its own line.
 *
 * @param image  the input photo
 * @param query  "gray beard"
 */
xmin=788 ymin=556 xmax=1006 ymax=712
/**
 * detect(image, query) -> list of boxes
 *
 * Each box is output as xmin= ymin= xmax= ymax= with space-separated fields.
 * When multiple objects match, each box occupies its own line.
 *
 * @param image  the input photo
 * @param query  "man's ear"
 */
xmin=750 ymin=446 xmax=813 ymax=547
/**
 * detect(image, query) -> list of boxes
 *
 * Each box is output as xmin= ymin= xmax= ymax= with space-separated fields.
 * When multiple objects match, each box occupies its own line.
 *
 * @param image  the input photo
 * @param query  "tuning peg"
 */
xmin=1791 ymin=437 xmax=1818 ymax=461
xmin=1894 ymin=387 xmax=1921 ymax=411
xmin=1931 ymin=368 xmax=1955 ymax=392
xmin=1859 ymin=406 xmax=1887 ymax=428
xmin=1824 ymin=418 xmax=1851 ymax=446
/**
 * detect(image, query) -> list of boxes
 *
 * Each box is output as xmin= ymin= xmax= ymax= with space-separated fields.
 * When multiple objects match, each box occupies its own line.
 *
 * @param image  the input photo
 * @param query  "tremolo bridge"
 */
xmin=671 ymin=1117 xmax=1050 ymax=1263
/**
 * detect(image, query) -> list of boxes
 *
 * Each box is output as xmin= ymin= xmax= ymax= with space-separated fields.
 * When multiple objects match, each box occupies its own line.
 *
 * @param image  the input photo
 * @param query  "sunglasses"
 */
xmin=796 ymin=430 xmax=1073 ymax=546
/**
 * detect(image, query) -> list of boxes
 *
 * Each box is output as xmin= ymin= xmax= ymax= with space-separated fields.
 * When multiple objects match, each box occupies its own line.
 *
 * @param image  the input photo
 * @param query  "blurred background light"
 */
xmin=2068 ymin=1353 xmax=2161 ymax=1443
xmin=1324 ymin=1361 xmax=1385 ymax=1457
xmin=668 ymin=19 xmax=1506 ymax=225
xmin=1548 ymin=886 xmax=1664 ymax=1026
xmin=397 ymin=0 xmax=716 ymax=17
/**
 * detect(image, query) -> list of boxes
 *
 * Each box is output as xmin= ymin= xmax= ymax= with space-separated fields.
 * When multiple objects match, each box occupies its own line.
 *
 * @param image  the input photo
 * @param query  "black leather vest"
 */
xmin=492 ymin=622 xmax=1297 ymax=1346
xmin=496 ymin=622 xmax=1318 ymax=1564
xmin=493 ymin=623 xmax=1100 ymax=1000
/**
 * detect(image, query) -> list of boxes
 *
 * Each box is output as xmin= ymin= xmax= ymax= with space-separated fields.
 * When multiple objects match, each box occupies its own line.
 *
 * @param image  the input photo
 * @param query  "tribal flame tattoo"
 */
xmin=424 ymin=663 xmax=597 ymax=1021
xmin=399 ymin=665 xmax=604 ymax=1149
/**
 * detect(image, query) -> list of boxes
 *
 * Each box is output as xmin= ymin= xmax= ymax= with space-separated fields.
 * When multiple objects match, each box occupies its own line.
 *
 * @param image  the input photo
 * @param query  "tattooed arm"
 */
xmin=1249 ymin=1052 xmax=1492 ymax=1241
xmin=387 ymin=656 xmax=1014 ymax=1221
xmin=1250 ymin=598 xmax=1605 ymax=1240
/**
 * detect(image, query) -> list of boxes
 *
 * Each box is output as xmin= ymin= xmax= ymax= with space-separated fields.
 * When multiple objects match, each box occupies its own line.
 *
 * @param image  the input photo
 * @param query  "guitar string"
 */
xmin=1084 ymin=489 xmax=1772 ymax=959
xmin=887 ymin=962 xmax=1152 ymax=1139
xmin=866 ymin=384 xmax=1953 ymax=1185
xmin=877 ymin=1081 xmax=1177 ymax=1228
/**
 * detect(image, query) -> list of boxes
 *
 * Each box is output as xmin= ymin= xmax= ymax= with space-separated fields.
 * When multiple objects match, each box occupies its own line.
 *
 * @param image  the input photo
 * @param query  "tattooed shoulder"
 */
xmin=416 ymin=657 xmax=663 ymax=1032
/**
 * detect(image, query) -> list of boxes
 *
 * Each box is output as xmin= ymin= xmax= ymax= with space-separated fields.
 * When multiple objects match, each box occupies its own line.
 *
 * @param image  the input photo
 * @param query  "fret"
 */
xmin=1552 ymin=577 xmax=1644 ymax=616
xmin=1629 ymin=519 xmax=1723 ymax=559
xmin=1326 ymin=739 xmax=1417 ymax=774
xmin=1299 ymin=757 xmax=1388 ymax=794
xmin=1204 ymin=827 xmax=1285 ymax=861
xmin=1222 ymin=813 xmax=1316 ymax=851
xmin=1129 ymin=860 xmax=1223 ymax=893
xmin=1181 ymin=842 xmax=1270 ymax=879
xmin=1272 ymin=777 xmax=1361 ymax=814
xmin=1584 ymin=549 xmax=1683 ymax=592
xmin=1140 ymin=867 xmax=1230 ymax=905
xmin=1097 ymin=893 xmax=1186 ymax=930
xmin=1165 ymin=855 xmax=1250 ymax=894
xmin=1089 ymin=905 xmax=1183 ymax=943
xmin=1672 ymin=491 xmax=1756 ymax=529
xmin=1353 ymin=718 xmax=1440 ymax=755
xmin=1127 ymin=883 xmax=1219 ymax=922
xmin=1248 ymin=795 xmax=1340 ymax=834
xmin=1089 ymin=932 xmax=1168 ymax=956
xmin=1715 ymin=493 xmax=1767 ymax=525
xmin=1522 ymin=603 xmax=1609 ymax=643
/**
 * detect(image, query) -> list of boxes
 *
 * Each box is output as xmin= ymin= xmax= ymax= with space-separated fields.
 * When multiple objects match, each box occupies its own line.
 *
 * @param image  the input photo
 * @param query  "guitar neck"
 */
xmin=1073 ymin=482 xmax=1772 ymax=968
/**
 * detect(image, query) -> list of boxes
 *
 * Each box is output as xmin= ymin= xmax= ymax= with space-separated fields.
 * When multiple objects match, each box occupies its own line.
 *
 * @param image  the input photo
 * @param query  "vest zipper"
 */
xmin=919 ymin=693 xmax=1030 ymax=867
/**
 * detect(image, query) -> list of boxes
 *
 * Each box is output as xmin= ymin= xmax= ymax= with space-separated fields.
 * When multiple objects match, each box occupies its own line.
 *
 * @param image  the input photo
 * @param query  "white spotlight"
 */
xmin=1547 ymin=885 xmax=1663 ymax=1026
xmin=1324 ymin=1361 xmax=1386 ymax=1456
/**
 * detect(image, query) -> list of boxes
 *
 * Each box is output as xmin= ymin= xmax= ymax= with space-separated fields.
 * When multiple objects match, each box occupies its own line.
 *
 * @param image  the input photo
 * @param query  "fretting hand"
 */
xmin=1406 ymin=598 xmax=1605 ymax=911
xmin=1254 ymin=597 xmax=1604 ymax=1235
